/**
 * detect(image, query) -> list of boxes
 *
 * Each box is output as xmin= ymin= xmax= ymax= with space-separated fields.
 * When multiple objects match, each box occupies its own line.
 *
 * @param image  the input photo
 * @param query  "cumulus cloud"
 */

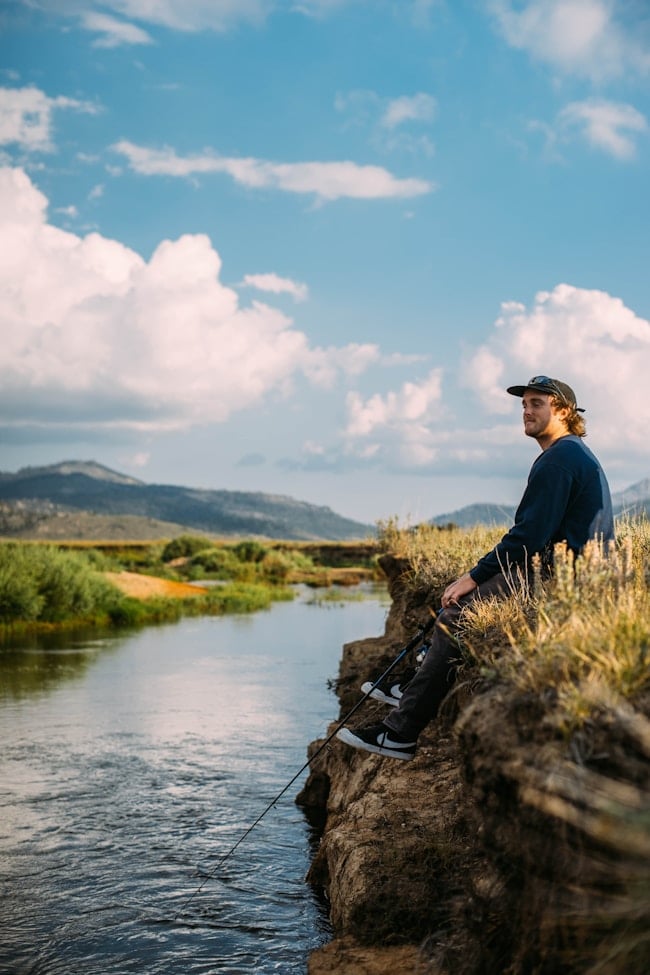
xmin=111 ymin=140 xmax=433 ymax=201
xmin=462 ymin=283 xmax=650 ymax=454
xmin=0 ymin=166 xmax=383 ymax=433
xmin=558 ymin=98 xmax=647 ymax=159
xmin=344 ymin=368 xmax=445 ymax=468
xmin=329 ymin=284 xmax=650 ymax=478
xmin=490 ymin=0 xmax=650 ymax=81
xmin=241 ymin=272 xmax=309 ymax=302
xmin=0 ymin=86 xmax=99 ymax=153
xmin=81 ymin=12 xmax=154 ymax=47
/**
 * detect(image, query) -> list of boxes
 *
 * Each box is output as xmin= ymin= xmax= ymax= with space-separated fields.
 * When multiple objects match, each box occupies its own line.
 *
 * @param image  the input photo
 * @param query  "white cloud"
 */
xmin=463 ymin=283 xmax=650 ymax=453
xmin=558 ymin=98 xmax=647 ymax=159
xmin=55 ymin=204 xmax=79 ymax=218
xmin=381 ymin=93 xmax=437 ymax=129
xmin=112 ymin=140 xmax=433 ymax=201
xmin=102 ymin=0 xmax=270 ymax=31
xmin=0 ymin=86 xmax=99 ymax=153
xmin=344 ymin=368 xmax=445 ymax=467
xmin=81 ymin=12 xmax=154 ymax=47
xmin=21 ymin=0 xmax=361 ymax=36
xmin=336 ymin=89 xmax=437 ymax=156
xmin=0 ymin=166 xmax=387 ymax=433
xmin=241 ymin=272 xmax=309 ymax=302
xmin=490 ymin=0 xmax=650 ymax=81
xmin=304 ymin=343 xmax=382 ymax=387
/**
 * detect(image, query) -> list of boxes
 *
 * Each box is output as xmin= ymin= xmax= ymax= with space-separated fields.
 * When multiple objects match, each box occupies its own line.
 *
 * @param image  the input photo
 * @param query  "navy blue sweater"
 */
xmin=469 ymin=435 xmax=615 ymax=586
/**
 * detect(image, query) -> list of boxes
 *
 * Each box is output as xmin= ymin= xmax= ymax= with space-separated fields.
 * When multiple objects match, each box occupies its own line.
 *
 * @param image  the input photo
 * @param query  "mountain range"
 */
xmin=0 ymin=461 xmax=373 ymax=541
xmin=0 ymin=461 xmax=648 ymax=541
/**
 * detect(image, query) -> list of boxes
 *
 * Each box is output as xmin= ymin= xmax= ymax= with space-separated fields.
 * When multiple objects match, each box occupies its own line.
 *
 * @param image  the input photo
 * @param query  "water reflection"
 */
xmin=0 ymin=585 xmax=388 ymax=974
xmin=0 ymin=634 xmax=121 ymax=700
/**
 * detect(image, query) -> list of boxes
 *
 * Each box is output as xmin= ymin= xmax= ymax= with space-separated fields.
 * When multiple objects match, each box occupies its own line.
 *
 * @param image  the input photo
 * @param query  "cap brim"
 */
xmin=506 ymin=383 xmax=585 ymax=412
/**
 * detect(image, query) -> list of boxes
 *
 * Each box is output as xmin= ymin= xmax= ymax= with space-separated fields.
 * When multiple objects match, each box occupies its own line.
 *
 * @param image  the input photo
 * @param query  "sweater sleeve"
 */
xmin=469 ymin=456 xmax=575 ymax=585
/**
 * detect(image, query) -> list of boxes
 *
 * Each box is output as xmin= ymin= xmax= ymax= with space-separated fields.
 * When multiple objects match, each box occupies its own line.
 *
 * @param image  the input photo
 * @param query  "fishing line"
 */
xmin=172 ymin=612 xmax=437 ymax=921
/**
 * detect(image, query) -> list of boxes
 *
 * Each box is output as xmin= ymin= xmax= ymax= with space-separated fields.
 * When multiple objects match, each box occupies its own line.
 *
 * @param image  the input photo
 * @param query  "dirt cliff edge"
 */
xmin=297 ymin=556 xmax=650 ymax=975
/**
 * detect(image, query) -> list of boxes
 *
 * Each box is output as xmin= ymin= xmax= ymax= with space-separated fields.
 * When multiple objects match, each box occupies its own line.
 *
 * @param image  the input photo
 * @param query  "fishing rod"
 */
xmin=172 ymin=612 xmax=437 ymax=921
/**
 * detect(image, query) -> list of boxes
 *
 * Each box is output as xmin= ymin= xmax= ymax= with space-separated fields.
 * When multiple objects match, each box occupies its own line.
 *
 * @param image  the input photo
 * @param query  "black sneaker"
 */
xmin=360 ymin=678 xmax=406 ymax=707
xmin=336 ymin=722 xmax=417 ymax=761
xmin=360 ymin=667 xmax=416 ymax=707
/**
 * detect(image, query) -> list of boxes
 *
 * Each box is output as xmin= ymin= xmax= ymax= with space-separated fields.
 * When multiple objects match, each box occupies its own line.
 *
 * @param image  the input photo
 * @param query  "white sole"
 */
xmin=360 ymin=681 xmax=401 ymax=707
xmin=336 ymin=727 xmax=415 ymax=761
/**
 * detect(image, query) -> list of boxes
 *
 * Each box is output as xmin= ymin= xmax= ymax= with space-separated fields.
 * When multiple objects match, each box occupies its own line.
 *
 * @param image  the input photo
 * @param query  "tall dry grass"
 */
xmin=379 ymin=516 xmax=650 ymax=727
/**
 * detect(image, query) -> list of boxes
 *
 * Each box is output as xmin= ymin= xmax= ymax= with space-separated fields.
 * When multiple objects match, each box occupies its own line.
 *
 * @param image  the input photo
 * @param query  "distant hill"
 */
xmin=0 ymin=461 xmax=373 ymax=541
xmin=612 ymin=478 xmax=650 ymax=516
xmin=431 ymin=477 xmax=650 ymax=528
xmin=431 ymin=503 xmax=517 ymax=528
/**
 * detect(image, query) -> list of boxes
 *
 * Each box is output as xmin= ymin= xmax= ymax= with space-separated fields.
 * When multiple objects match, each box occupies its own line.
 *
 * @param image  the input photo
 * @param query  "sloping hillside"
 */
xmin=0 ymin=461 xmax=373 ymax=541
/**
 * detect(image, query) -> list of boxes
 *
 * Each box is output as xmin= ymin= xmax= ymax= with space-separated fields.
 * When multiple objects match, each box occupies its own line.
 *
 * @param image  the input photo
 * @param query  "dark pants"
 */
xmin=383 ymin=573 xmax=511 ymax=740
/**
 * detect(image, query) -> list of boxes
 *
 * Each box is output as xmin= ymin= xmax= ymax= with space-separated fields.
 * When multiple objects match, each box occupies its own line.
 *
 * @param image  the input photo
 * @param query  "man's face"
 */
xmin=521 ymin=391 xmax=568 ymax=442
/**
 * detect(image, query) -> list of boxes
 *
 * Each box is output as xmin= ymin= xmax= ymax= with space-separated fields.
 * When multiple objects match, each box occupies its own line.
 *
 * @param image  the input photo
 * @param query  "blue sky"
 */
xmin=0 ymin=0 xmax=649 ymax=524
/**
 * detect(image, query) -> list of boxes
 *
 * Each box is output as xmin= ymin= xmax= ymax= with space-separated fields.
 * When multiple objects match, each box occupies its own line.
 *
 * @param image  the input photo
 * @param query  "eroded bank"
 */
xmin=298 ymin=554 xmax=650 ymax=975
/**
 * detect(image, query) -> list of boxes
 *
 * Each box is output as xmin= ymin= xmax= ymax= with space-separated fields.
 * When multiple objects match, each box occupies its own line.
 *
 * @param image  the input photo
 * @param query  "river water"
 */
xmin=0 ymin=585 xmax=389 ymax=975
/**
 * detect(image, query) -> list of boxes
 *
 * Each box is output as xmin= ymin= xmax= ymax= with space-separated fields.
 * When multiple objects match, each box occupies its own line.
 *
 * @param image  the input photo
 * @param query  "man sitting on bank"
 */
xmin=337 ymin=376 xmax=615 ymax=761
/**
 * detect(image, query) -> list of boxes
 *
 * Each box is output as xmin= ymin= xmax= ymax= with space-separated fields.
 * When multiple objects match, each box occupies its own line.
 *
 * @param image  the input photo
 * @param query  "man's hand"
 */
xmin=441 ymin=572 xmax=477 ymax=609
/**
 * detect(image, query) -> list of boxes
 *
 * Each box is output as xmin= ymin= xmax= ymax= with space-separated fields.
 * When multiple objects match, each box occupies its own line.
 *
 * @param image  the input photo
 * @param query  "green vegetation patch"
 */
xmin=0 ymin=541 xmax=295 ymax=636
xmin=0 ymin=543 xmax=121 ymax=625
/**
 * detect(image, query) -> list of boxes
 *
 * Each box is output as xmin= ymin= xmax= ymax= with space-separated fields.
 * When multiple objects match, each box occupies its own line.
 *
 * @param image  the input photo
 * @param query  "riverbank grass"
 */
xmin=378 ymin=517 xmax=650 ymax=727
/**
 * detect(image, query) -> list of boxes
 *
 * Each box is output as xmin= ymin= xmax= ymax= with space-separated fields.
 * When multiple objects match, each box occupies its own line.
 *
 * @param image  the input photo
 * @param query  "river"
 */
xmin=0 ymin=584 xmax=389 ymax=975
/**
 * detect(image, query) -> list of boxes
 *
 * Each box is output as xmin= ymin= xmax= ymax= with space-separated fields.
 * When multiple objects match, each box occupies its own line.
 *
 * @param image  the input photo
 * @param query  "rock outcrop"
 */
xmin=297 ymin=556 xmax=650 ymax=974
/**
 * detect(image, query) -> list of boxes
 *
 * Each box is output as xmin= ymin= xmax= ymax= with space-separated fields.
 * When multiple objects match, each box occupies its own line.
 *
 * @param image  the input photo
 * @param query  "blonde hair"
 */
xmin=553 ymin=397 xmax=586 ymax=438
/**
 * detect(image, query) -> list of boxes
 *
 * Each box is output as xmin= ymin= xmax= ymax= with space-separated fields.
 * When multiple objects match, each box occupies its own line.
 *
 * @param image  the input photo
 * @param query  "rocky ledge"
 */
xmin=297 ymin=555 xmax=650 ymax=975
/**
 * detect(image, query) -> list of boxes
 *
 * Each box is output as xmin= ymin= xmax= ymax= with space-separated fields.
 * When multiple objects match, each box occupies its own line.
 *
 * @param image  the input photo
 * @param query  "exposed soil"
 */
xmin=104 ymin=571 xmax=209 ymax=599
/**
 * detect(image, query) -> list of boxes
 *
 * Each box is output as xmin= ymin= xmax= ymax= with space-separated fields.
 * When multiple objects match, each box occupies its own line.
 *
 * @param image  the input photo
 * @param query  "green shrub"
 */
xmin=106 ymin=596 xmax=148 ymax=627
xmin=0 ymin=553 xmax=44 ymax=621
xmin=259 ymin=550 xmax=294 ymax=583
xmin=259 ymin=548 xmax=315 ymax=583
xmin=191 ymin=547 xmax=240 ymax=578
xmin=0 ymin=543 xmax=120 ymax=624
xmin=162 ymin=535 xmax=212 ymax=561
xmin=201 ymin=582 xmax=292 ymax=614
xmin=80 ymin=548 xmax=119 ymax=571
xmin=232 ymin=540 xmax=268 ymax=563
